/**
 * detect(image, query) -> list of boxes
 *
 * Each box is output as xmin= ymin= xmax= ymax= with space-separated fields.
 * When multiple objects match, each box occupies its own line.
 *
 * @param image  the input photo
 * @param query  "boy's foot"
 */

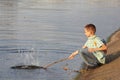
xmin=80 ymin=68 xmax=88 ymax=73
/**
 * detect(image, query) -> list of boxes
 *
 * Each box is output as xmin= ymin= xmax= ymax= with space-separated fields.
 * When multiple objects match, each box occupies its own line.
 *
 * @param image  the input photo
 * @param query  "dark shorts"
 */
xmin=79 ymin=49 xmax=99 ymax=67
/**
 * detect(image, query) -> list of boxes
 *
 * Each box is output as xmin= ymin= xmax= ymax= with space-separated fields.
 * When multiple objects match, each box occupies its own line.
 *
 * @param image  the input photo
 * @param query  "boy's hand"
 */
xmin=68 ymin=54 xmax=75 ymax=60
xmin=68 ymin=50 xmax=79 ymax=60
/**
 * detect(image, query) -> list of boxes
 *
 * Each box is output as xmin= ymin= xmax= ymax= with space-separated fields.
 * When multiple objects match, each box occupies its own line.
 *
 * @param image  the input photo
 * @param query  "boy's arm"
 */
xmin=68 ymin=45 xmax=87 ymax=60
xmin=68 ymin=50 xmax=79 ymax=59
xmin=88 ymin=44 xmax=107 ymax=53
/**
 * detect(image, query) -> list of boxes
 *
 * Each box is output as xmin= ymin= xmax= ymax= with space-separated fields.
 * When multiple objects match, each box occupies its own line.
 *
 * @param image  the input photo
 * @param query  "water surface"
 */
xmin=0 ymin=0 xmax=120 ymax=80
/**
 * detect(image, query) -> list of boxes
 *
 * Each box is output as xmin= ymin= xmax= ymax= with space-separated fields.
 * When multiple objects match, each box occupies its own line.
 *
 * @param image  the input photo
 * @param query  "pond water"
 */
xmin=0 ymin=0 xmax=120 ymax=80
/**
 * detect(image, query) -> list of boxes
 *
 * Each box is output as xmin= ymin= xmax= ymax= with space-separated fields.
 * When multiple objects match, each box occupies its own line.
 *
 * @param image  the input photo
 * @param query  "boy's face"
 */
xmin=84 ymin=28 xmax=92 ymax=37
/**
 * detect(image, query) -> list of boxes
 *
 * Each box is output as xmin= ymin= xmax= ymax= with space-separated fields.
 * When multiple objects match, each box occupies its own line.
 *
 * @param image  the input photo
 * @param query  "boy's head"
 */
xmin=84 ymin=24 xmax=96 ymax=37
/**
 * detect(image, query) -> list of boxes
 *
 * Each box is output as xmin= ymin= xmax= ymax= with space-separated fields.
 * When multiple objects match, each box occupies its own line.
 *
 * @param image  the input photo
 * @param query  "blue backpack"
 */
xmin=101 ymin=39 xmax=107 ymax=53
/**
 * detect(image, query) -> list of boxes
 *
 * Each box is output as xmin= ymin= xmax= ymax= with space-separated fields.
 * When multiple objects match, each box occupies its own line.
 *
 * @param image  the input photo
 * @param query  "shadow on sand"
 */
xmin=106 ymin=51 xmax=120 ymax=63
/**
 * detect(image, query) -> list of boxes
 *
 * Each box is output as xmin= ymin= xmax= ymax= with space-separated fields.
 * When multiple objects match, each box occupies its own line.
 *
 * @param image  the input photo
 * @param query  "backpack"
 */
xmin=101 ymin=39 xmax=106 ymax=45
xmin=101 ymin=39 xmax=107 ymax=54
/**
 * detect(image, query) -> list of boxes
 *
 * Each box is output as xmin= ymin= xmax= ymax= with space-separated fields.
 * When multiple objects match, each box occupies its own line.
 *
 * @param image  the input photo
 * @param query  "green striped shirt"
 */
xmin=84 ymin=35 xmax=106 ymax=64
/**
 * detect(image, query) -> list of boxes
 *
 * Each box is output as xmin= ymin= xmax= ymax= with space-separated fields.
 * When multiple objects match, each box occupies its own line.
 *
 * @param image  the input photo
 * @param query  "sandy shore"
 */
xmin=77 ymin=29 xmax=120 ymax=80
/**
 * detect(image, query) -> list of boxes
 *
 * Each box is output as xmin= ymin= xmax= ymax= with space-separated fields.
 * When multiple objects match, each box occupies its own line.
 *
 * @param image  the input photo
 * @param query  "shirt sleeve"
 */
xmin=84 ymin=40 xmax=89 ymax=47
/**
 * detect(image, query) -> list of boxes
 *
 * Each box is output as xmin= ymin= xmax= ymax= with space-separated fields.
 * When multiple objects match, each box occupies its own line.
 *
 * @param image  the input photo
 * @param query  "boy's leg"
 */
xmin=79 ymin=49 xmax=99 ymax=67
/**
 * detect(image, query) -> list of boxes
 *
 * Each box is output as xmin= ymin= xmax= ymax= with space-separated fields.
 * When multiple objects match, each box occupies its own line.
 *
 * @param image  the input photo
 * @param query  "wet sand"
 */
xmin=78 ymin=29 xmax=120 ymax=80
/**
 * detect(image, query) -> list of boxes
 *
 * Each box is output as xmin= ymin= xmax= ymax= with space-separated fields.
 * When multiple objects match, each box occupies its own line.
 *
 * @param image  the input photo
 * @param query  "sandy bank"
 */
xmin=78 ymin=29 xmax=120 ymax=80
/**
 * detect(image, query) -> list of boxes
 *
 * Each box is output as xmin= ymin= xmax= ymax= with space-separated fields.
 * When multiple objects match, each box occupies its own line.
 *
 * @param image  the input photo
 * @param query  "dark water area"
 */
xmin=0 ymin=0 xmax=120 ymax=80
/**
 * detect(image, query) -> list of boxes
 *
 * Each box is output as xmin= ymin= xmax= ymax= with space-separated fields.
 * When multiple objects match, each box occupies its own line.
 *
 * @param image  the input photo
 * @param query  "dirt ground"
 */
xmin=78 ymin=29 xmax=120 ymax=80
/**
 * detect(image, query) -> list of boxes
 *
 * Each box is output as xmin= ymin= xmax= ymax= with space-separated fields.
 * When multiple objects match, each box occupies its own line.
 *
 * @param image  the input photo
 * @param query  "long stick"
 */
xmin=43 ymin=57 xmax=68 ymax=68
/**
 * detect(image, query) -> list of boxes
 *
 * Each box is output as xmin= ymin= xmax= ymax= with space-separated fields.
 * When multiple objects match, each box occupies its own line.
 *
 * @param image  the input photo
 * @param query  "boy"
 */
xmin=68 ymin=24 xmax=107 ymax=67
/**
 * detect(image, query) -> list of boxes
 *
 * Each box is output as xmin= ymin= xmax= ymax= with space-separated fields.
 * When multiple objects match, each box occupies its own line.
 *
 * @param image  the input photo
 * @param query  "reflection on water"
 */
xmin=0 ymin=0 xmax=120 ymax=80
xmin=18 ymin=0 xmax=71 ymax=10
xmin=0 ymin=0 xmax=17 ymax=40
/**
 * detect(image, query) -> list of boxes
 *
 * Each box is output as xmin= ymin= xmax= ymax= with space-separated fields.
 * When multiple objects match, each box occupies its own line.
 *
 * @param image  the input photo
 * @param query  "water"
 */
xmin=0 ymin=0 xmax=120 ymax=80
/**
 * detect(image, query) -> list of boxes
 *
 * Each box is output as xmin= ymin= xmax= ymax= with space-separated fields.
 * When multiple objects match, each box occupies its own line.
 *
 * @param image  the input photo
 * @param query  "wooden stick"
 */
xmin=43 ymin=57 xmax=68 ymax=68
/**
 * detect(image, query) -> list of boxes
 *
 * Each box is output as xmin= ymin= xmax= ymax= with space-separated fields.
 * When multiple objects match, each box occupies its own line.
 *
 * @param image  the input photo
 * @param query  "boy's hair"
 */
xmin=85 ymin=24 xmax=96 ymax=33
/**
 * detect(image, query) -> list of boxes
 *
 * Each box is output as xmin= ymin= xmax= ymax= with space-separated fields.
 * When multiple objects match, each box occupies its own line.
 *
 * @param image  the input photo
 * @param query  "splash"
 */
xmin=11 ymin=48 xmax=44 ymax=69
xmin=19 ymin=48 xmax=39 ymax=66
